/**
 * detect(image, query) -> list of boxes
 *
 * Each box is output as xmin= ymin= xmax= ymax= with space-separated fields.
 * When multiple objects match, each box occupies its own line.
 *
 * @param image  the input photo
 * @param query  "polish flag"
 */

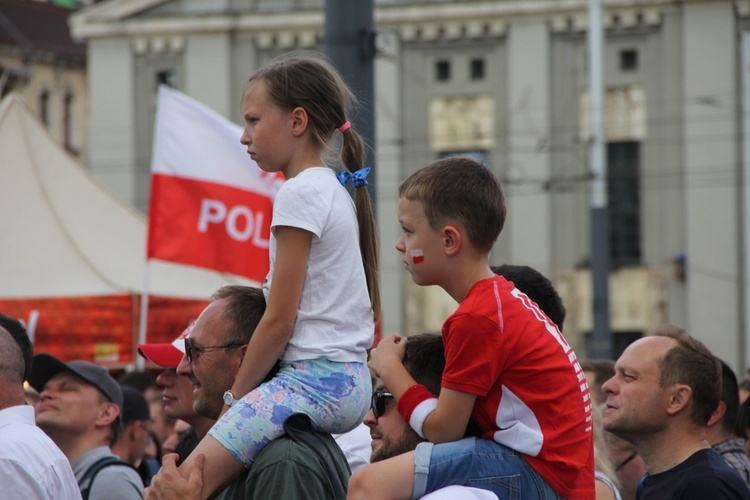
xmin=410 ymin=249 xmax=424 ymax=264
xmin=147 ymin=85 xmax=283 ymax=282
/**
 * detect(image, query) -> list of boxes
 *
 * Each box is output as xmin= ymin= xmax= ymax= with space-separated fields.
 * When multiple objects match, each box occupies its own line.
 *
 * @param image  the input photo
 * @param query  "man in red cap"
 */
xmin=138 ymin=322 xmax=214 ymax=463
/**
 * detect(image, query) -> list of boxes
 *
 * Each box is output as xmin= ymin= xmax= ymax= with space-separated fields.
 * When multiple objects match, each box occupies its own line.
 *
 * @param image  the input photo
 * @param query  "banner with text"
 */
xmin=147 ymin=85 xmax=283 ymax=282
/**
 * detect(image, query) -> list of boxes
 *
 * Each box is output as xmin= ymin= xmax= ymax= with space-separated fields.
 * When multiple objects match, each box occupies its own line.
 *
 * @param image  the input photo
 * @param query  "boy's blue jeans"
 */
xmin=413 ymin=437 xmax=563 ymax=500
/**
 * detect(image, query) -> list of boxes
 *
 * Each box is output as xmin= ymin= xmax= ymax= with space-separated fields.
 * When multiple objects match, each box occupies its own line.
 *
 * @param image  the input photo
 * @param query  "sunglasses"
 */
xmin=370 ymin=390 xmax=394 ymax=418
xmin=184 ymin=337 xmax=245 ymax=363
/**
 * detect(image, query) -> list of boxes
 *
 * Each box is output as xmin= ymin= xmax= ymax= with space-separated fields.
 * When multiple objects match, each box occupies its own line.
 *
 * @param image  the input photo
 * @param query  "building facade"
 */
xmin=70 ymin=0 xmax=749 ymax=370
xmin=0 ymin=0 xmax=88 ymax=159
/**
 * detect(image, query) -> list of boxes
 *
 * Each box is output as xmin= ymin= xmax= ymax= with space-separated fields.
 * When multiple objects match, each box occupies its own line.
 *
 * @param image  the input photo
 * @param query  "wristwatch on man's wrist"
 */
xmin=223 ymin=390 xmax=238 ymax=407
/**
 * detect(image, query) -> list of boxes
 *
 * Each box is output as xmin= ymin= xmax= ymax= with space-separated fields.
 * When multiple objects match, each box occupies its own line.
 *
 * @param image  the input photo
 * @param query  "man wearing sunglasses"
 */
xmin=364 ymin=334 xmax=496 ymax=499
xmin=145 ymin=286 xmax=350 ymax=500
xmin=366 ymin=334 xmax=443 ymax=464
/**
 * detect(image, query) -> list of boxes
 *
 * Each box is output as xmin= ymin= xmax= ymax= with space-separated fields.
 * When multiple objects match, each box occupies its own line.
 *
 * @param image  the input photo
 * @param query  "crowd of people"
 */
xmin=3 ymin=52 xmax=750 ymax=499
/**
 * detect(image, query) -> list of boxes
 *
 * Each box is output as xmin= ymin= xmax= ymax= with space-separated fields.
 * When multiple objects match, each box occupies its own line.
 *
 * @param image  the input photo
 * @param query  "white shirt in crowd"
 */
xmin=0 ymin=405 xmax=81 ymax=499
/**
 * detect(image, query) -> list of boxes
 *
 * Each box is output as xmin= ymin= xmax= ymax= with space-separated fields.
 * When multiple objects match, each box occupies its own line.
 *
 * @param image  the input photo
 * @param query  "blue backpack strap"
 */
xmin=80 ymin=456 xmax=139 ymax=500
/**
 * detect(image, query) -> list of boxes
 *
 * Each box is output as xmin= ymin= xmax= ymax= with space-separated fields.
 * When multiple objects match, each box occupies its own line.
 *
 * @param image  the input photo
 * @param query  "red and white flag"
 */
xmin=147 ymin=85 xmax=283 ymax=282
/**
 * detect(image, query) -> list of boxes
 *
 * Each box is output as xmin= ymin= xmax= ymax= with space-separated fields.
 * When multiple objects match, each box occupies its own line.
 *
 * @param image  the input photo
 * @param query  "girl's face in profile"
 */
xmin=240 ymin=79 xmax=294 ymax=176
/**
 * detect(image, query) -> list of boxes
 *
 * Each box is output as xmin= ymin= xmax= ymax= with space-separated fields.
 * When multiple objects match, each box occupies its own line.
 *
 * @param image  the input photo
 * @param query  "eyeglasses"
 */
xmin=615 ymin=450 xmax=639 ymax=471
xmin=370 ymin=390 xmax=394 ymax=418
xmin=184 ymin=337 xmax=245 ymax=363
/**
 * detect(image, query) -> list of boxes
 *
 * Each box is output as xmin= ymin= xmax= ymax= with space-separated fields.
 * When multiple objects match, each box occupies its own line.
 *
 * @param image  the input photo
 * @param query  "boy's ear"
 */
xmin=290 ymin=106 xmax=308 ymax=136
xmin=443 ymin=225 xmax=461 ymax=255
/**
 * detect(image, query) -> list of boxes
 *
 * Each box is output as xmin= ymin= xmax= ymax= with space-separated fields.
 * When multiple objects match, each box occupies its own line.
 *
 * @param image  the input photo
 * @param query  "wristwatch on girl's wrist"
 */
xmin=223 ymin=390 xmax=238 ymax=407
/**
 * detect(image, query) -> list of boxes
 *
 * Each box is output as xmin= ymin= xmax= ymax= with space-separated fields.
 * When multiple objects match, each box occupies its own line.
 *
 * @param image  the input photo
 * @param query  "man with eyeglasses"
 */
xmin=144 ymin=286 xmax=350 ymax=500
xmin=137 ymin=322 xmax=216 ymax=465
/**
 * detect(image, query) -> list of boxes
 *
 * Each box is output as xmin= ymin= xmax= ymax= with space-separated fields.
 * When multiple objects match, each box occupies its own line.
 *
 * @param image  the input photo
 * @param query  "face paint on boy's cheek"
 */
xmin=410 ymin=249 xmax=424 ymax=264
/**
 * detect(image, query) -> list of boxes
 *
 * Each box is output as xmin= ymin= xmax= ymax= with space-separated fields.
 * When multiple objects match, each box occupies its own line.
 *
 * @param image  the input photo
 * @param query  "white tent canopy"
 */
xmin=0 ymin=93 xmax=254 ymax=300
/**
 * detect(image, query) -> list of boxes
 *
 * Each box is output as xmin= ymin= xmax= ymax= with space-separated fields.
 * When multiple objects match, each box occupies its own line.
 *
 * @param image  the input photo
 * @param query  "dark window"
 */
xmin=620 ymin=49 xmax=638 ymax=71
xmin=584 ymin=330 xmax=642 ymax=359
xmin=0 ymin=66 xmax=20 ymax=98
xmin=39 ymin=90 xmax=50 ymax=127
xmin=435 ymin=60 xmax=451 ymax=82
xmin=470 ymin=58 xmax=485 ymax=80
xmin=156 ymin=70 xmax=175 ymax=89
xmin=608 ymin=141 xmax=641 ymax=266
xmin=613 ymin=331 xmax=642 ymax=359
xmin=63 ymin=92 xmax=74 ymax=153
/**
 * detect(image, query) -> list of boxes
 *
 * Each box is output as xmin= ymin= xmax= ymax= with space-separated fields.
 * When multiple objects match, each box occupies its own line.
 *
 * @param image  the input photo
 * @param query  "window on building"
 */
xmin=435 ymin=60 xmax=451 ymax=82
xmin=39 ymin=89 xmax=50 ymax=127
xmin=0 ymin=66 xmax=20 ymax=98
xmin=613 ymin=331 xmax=642 ymax=358
xmin=156 ymin=70 xmax=175 ymax=89
xmin=63 ymin=92 xmax=75 ymax=154
xmin=608 ymin=141 xmax=641 ymax=266
xmin=619 ymin=49 xmax=638 ymax=71
xmin=470 ymin=58 xmax=485 ymax=80
xmin=584 ymin=330 xmax=642 ymax=359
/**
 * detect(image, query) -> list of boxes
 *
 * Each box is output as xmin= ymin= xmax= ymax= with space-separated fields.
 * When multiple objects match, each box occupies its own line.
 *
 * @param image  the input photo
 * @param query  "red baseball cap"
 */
xmin=137 ymin=321 xmax=193 ymax=368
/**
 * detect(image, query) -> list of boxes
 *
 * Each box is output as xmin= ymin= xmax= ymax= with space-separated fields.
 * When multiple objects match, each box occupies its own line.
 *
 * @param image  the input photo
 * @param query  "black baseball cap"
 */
xmin=120 ymin=386 xmax=151 ymax=424
xmin=28 ymin=354 xmax=124 ymax=409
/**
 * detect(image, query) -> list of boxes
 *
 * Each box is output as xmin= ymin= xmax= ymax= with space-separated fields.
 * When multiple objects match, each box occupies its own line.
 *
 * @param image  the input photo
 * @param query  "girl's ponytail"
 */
xmin=340 ymin=125 xmax=381 ymax=323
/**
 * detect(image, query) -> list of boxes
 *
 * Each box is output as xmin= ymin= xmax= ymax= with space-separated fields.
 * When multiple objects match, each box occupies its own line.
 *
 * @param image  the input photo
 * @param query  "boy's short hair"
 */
xmin=399 ymin=156 xmax=506 ymax=252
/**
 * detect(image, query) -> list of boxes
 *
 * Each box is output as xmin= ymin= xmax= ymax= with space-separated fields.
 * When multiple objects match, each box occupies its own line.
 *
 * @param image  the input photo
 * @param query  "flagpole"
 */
xmin=27 ymin=310 xmax=39 ymax=345
xmin=136 ymin=260 xmax=151 ymax=371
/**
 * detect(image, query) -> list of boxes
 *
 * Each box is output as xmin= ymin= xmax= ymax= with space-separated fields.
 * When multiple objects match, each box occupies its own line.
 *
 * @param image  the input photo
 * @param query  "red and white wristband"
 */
xmin=397 ymin=384 xmax=438 ymax=439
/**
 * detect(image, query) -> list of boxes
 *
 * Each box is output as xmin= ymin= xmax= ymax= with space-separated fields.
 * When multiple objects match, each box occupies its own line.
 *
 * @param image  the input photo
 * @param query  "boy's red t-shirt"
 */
xmin=441 ymin=275 xmax=594 ymax=500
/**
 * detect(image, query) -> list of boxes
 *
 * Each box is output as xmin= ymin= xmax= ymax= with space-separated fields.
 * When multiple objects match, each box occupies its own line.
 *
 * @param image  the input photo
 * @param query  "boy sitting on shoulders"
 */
xmin=348 ymin=157 xmax=595 ymax=499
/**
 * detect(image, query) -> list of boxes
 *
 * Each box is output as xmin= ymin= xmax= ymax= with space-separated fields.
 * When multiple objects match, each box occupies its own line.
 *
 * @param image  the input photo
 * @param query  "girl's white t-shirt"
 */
xmin=265 ymin=167 xmax=374 ymax=363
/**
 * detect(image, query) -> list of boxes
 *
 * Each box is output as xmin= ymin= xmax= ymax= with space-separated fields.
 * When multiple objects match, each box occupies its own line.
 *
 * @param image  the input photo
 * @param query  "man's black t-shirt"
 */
xmin=637 ymin=448 xmax=750 ymax=499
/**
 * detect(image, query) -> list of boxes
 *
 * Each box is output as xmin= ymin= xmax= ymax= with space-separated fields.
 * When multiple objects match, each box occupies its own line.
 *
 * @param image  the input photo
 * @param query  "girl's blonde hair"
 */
xmin=592 ymin=403 xmax=621 ymax=491
xmin=247 ymin=55 xmax=380 ymax=321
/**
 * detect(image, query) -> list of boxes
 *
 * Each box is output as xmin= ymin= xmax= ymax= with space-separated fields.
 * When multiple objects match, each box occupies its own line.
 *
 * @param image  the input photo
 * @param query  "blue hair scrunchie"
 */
xmin=336 ymin=167 xmax=371 ymax=188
